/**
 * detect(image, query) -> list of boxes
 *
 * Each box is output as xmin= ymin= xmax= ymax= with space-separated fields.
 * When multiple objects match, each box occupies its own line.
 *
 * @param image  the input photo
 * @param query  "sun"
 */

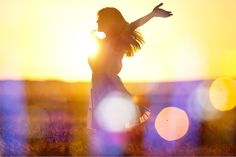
xmin=87 ymin=31 xmax=106 ymax=58
xmin=56 ymin=28 xmax=106 ymax=82
xmin=78 ymin=31 xmax=98 ymax=58
xmin=44 ymin=23 xmax=103 ymax=82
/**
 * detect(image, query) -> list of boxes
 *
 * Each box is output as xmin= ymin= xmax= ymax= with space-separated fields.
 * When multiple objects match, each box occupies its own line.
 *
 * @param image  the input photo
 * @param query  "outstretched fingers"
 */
xmin=159 ymin=9 xmax=173 ymax=17
xmin=167 ymin=11 xmax=173 ymax=16
xmin=153 ymin=3 xmax=163 ymax=11
xmin=157 ymin=3 xmax=163 ymax=8
xmin=153 ymin=3 xmax=173 ymax=17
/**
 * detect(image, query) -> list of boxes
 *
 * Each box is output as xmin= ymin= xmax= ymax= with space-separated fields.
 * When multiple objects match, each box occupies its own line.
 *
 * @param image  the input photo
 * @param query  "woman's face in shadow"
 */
xmin=97 ymin=17 xmax=105 ymax=32
xmin=97 ymin=16 xmax=114 ymax=35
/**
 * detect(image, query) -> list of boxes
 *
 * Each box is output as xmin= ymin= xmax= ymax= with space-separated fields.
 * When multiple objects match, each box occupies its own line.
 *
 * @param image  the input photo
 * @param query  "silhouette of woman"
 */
xmin=87 ymin=3 xmax=172 ymax=131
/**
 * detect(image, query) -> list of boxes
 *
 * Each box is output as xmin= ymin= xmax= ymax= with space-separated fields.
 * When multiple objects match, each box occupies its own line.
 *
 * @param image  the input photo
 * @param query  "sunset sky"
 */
xmin=1 ymin=0 xmax=236 ymax=82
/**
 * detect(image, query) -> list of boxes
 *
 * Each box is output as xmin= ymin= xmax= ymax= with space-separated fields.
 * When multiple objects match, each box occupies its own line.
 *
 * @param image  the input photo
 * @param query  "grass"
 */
xmin=0 ymin=80 xmax=236 ymax=156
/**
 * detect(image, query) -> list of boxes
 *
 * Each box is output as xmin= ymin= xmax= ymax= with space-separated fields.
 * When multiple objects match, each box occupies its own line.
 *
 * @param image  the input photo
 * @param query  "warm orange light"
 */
xmin=1 ymin=1 xmax=236 ymax=82
xmin=209 ymin=77 xmax=236 ymax=111
xmin=132 ymin=96 xmax=139 ymax=104
xmin=87 ymin=31 xmax=105 ymax=58
xmin=155 ymin=107 xmax=189 ymax=141
xmin=86 ymin=32 xmax=99 ymax=58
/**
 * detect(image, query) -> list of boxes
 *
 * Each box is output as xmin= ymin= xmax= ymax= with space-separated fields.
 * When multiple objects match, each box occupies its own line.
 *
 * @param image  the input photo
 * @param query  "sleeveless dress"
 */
xmin=87 ymin=40 xmax=150 ymax=131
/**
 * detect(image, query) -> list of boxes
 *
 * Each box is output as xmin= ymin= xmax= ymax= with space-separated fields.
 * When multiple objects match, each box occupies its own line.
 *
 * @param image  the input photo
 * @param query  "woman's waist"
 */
xmin=91 ymin=73 xmax=121 ymax=87
xmin=88 ymin=57 xmax=122 ymax=74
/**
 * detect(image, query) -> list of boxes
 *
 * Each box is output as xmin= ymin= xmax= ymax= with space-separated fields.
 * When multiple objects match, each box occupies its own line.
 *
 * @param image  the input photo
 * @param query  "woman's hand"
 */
xmin=130 ymin=3 xmax=173 ymax=29
xmin=152 ymin=3 xmax=173 ymax=18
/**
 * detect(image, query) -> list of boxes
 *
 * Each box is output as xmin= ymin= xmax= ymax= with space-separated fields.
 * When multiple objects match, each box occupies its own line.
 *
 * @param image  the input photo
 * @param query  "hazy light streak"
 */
xmin=0 ymin=81 xmax=28 ymax=155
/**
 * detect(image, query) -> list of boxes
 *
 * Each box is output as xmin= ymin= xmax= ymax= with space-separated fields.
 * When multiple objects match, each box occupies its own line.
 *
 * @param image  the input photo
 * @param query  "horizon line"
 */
xmin=0 ymin=78 xmax=217 ymax=84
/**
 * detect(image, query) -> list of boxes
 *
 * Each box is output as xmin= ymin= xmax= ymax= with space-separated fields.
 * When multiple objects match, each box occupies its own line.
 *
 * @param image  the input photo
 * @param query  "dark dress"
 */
xmin=87 ymin=39 xmax=149 ymax=131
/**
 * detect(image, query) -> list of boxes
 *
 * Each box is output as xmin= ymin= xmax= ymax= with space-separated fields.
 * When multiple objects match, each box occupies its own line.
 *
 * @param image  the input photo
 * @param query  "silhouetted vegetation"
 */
xmin=0 ymin=80 xmax=235 ymax=156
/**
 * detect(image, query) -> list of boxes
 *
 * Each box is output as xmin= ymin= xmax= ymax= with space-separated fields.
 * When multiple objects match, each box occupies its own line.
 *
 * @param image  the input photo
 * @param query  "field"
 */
xmin=0 ymin=80 xmax=236 ymax=156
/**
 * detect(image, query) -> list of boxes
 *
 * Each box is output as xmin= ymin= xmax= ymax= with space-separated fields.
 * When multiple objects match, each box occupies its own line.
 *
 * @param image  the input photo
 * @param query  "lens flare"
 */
xmin=0 ymin=81 xmax=28 ymax=155
xmin=0 ymin=138 xmax=3 ymax=156
xmin=187 ymin=82 xmax=220 ymax=121
xmin=209 ymin=77 xmax=236 ymax=111
xmin=155 ymin=107 xmax=189 ymax=141
xmin=95 ymin=92 xmax=139 ymax=132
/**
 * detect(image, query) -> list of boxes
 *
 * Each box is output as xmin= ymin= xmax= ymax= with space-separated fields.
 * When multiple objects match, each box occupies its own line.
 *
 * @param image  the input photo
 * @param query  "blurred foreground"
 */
xmin=0 ymin=80 xmax=236 ymax=156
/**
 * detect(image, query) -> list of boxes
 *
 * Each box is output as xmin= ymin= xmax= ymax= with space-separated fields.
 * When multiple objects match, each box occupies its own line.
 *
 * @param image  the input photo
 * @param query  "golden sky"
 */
xmin=0 ymin=0 xmax=236 ymax=82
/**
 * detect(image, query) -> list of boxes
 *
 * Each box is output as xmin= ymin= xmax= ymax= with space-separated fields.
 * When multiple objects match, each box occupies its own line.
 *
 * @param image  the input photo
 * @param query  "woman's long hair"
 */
xmin=97 ymin=7 xmax=144 ymax=57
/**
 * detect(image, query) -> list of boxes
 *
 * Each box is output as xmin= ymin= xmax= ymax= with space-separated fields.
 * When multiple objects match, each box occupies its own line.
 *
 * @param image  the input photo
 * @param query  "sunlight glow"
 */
xmin=87 ymin=31 xmax=101 ymax=58
xmin=87 ymin=31 xmax=106 ymax=58
xmin=155 ymin=107 xmax=189 ymax=141
xmin=166 ymin=36 xmax=208 ymax=80
xmin=1 ymin=1 xmax=236 ymax=82
xmin=95 ymin=31 xmax=106 ymax=40
xmin=209 ymin=77 xmax=236 ymax=111
xmin=95 ymin=92 xmax=139 ymax=132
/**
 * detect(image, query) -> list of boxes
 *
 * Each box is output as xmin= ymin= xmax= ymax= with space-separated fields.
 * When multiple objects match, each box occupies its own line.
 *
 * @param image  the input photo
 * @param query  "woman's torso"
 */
xmin=88 ymin=40 xmax=126 ymax=105
xmin=88 ymin=40 xmax=124 ymax=76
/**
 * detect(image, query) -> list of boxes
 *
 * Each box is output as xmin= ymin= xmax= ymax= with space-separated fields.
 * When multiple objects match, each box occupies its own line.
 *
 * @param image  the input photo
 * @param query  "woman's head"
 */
xmin=97 ymin=7 xmax=144 ymax=57
xmin=97 ymin=7 xmax=128 ymax=36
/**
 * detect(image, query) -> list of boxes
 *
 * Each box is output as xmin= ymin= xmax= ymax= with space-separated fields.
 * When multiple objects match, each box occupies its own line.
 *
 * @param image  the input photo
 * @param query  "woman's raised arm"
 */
xmin=130 ymin=3 xmax=172 ymax=30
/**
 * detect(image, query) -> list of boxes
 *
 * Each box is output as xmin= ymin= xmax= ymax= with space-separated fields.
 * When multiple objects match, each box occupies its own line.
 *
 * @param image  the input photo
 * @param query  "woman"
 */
xmin=88 ymin=3 xmax=172 ymax=131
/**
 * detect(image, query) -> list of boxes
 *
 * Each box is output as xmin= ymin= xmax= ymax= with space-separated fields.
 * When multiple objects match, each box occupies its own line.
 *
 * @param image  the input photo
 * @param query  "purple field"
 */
xmin=0 ymin=80 xmax=236 ymax=156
